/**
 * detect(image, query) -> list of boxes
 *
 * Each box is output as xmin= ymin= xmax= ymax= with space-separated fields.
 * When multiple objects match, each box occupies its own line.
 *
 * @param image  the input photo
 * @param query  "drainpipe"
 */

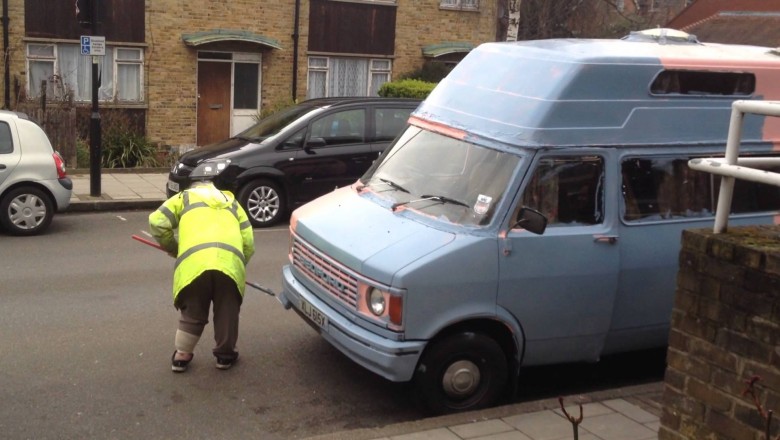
xmin=292 ymin=0 xmax=300 ymax=101
xmin=2 ymin=0 xmax=9 ymax=108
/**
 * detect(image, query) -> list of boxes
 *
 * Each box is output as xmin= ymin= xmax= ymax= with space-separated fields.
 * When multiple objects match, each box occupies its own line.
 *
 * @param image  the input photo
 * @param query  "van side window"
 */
xmin=521 ymin=156 xmax=604 ymax=226
xmin=310 ymin=109 xmax=365 ymax=146
xmin=0 ymin=122 xmax=12 ymax=154
xmin=621 ymin=156 xmax=780 ymax=222
xmin=650 ymin=71 xmax=755 ymax=96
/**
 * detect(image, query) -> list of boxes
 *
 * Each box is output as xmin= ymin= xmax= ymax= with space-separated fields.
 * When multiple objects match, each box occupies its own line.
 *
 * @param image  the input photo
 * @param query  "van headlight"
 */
xmin=368 ymin=288 xmax=385 ymax=316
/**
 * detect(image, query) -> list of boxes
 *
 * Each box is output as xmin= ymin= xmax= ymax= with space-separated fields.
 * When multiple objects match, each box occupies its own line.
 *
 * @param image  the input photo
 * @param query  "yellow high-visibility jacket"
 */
xmin=148 ymin=182 xmax=255 ymax=304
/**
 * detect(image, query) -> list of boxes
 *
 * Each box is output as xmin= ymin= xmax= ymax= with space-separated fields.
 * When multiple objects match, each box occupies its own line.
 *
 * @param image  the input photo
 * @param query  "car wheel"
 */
xmin=238 ymin=179 xmax=286 ymax=228
xmin=0 ymin=186 xmax=55 ymax=236
xmin=413 ymin=332 xmax=508 ymax=415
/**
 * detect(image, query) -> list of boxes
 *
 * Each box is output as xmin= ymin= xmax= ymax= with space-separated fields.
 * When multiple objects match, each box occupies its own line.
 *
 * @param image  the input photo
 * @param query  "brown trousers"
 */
xmin=176 ymin=270 xmax=242 ymax=360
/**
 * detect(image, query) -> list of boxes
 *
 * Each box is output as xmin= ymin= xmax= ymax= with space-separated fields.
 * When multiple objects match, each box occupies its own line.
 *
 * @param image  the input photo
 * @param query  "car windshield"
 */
xmin=234 ymin=104 xmax=318 ymax=141
xmin=361 ymin=126 xmax=522 ymax=227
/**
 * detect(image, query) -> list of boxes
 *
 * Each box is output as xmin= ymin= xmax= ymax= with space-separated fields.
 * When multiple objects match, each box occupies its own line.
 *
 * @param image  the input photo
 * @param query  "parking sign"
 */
xmin=80 ymin=36 xmax=105 ymax=56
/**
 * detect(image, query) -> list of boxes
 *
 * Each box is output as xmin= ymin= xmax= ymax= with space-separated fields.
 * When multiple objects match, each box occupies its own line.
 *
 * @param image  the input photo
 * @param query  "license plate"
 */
xmin=300 ymin=298 xmax=328 ymax=330
xmin=167 ymin=180 xmax=180 ymax=193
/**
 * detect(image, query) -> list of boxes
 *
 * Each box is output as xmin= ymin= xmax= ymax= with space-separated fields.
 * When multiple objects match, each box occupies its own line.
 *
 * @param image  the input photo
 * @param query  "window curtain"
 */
xmin=58 ymin=45 xmax=114 ymax=101
xmin=329 ymin=58 xmax=368 ymax=97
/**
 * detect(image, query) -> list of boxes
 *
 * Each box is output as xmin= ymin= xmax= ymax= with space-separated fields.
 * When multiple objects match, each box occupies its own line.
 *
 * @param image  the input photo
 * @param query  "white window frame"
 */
xmin=306 ymin=56 xmax=392 ymax=99
xmin=440 ymin=0 xmax=479 ymax=11
xmin=26 ymin=42 xmax=144 ymax=103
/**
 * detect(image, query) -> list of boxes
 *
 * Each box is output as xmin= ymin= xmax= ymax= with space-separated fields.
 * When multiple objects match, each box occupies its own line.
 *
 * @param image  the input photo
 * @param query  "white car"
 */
xmin=0 ymin=110 xmax=72 ymax=235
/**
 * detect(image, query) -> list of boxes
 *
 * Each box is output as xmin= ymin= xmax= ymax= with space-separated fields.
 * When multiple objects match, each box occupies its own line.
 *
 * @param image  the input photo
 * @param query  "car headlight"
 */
xmin=368 ymin=288 xmax=385 ymax=316
xmin=190 ymin=159 xmax=231 ymax=179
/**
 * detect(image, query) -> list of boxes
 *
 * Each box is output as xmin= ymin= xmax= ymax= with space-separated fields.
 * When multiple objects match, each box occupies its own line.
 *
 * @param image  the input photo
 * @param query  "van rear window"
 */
xmin=621 ymin=156 xmax=780 ymax=222
xmin=650 ymin=70 xmax=755 ymax=96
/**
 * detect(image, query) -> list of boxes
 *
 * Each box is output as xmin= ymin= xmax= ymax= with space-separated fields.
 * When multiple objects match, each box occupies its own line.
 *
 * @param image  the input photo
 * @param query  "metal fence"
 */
xmin=688 ymin=100 xmax=780 ymax=233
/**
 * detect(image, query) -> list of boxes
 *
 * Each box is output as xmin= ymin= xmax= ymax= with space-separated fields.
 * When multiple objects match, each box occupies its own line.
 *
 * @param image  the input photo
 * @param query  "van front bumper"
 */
xmin=280 ymin=265 xmax=424 ymax=383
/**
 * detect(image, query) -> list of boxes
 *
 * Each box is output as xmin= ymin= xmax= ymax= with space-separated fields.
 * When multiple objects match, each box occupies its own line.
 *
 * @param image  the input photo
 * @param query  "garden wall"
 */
xmin=660 ymin=226 xmax=779 ymax=439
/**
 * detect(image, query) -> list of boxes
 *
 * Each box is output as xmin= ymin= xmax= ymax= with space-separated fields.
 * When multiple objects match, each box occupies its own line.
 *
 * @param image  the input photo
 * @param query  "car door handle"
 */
xmin=0 ymin=164 xmax=5 ymax=169
xmin=594 ymin=235 xmax=618 ymax=244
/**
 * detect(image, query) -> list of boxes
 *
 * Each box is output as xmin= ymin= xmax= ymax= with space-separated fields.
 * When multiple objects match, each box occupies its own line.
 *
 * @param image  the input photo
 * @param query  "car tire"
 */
xmin=0 ymin=186 xmax=55 ymax=236
xmin=238 ymin=179 xmax=286 ymax=228
xmin=413 ymin=332 xmax=508 ymax=415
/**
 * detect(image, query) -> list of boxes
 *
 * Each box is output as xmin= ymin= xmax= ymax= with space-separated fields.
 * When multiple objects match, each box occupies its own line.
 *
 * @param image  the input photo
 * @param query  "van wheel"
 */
xmin=0 ymin=186 xmax=54 ymax=236
xmin=238 ymin=179 xmax=285 ymax=228
xmin=413 ymin=332 xmax=508 ymax=415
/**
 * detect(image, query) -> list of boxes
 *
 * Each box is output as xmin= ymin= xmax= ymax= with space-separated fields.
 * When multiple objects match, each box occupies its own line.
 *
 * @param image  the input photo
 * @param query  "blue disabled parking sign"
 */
xmin=80 ymin=36 xmax=105 ymax=56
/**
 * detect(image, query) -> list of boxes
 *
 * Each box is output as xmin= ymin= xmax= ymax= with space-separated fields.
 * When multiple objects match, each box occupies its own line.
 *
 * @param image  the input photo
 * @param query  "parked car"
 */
xmin=0 ymin=110 xmax=72 ymax=236
xmin=167 ymin=97 xmax=421 ymax=227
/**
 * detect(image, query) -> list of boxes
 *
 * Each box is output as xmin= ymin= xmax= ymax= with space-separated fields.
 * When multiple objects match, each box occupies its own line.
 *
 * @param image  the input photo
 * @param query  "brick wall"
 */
xmin=660 ymin=226 xmax=780 ymax=440
xmin=394 ymin=0 xmax=498 ymax=77
xmin=0 ymin=0 xmax=497 ymax=151
xmin=144 ymin=0 xmax=303 ymax=149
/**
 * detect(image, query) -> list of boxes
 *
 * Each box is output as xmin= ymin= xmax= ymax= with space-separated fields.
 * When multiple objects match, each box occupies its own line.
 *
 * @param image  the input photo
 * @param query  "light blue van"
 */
xmin=278 ymin=30 xmax=780 ymax=414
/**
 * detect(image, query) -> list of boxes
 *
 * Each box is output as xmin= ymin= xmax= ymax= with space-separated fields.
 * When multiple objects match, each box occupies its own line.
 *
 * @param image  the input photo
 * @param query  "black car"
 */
xmin=167 ymin=97 xmax=420 ymax=227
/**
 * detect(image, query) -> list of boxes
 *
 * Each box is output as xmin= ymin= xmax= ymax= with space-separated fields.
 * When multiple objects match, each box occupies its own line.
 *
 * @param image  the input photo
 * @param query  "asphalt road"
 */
xmin=0 ymin=210 xmax=665 ymax=440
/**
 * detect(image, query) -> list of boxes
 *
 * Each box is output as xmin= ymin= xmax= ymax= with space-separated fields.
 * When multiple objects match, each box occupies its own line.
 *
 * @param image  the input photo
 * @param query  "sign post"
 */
xmin=80 ymin=31 xmax=104 ymax=196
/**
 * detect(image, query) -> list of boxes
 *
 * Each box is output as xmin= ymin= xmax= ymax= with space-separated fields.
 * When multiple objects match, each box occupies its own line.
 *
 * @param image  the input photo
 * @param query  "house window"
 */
xmin=440 ymin=0 xmax=479 ymax=10
xmin=307 ymin=56 xmax=391 ymax=99
xmin=26 ymin=43 xmax=144 ymax=103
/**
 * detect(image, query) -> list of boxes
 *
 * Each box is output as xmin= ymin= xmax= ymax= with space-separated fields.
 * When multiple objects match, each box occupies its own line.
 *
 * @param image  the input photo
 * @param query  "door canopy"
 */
xmin=182 ymin=29 xmax=283 ymax=50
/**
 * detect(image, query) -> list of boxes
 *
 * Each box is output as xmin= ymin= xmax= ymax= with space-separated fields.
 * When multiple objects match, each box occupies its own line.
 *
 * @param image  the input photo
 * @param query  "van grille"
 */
xmin=292 ymin=236 xmax=358 ymax=308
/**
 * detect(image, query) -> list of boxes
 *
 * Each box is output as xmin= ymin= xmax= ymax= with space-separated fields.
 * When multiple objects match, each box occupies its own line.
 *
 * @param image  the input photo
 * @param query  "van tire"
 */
xmin=238 ymin=179 xmax=286 ymax=228
xmin=0 ymin=186 xmax=54 ymax=236
xmin=413 ymin=332 xmax=508 ymax=415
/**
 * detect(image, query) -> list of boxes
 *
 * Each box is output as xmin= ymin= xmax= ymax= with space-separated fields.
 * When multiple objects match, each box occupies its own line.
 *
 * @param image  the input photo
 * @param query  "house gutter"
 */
xmin=292 ymin=0 xmax=300 ymax=101
xmin=2 ymin=0 xmax=9 ymax=108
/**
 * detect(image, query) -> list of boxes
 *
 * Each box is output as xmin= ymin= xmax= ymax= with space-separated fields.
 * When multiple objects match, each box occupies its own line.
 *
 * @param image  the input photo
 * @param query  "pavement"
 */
xmin=66 ymin=169 xmax=666 ymax=440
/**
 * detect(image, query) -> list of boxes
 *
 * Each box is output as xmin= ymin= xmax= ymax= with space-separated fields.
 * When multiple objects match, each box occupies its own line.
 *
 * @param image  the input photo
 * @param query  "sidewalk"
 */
xmin=66 ymin=168 xmax=169 ymax=212
xmin=306 ymin=383 xmax=663 ymax=440
xmin=64 ymin=169 xmax=665 ymax=440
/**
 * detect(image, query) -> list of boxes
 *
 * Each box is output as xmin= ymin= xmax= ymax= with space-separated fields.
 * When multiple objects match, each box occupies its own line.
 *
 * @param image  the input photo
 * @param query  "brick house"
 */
xmin=0 ymin=0 xmax=498 ymax=152
xmin=666 ymin=0 xmax=780 ymax=47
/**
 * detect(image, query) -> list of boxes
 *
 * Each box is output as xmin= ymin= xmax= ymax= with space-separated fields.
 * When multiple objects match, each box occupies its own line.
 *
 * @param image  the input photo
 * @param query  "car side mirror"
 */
xmin=304 ymin=137 xmax=327 ymax=153
xmin=512 ymin=207 xmax=547 ymax=235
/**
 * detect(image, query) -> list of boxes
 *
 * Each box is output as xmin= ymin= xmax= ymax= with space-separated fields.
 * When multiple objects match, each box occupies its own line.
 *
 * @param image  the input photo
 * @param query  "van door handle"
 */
xmin=594 ymin=235 xmax=618 ymax=244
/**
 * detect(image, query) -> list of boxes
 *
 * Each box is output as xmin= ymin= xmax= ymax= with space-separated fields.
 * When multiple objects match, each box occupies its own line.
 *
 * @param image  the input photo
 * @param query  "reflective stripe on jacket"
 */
xmin=148 ymin=182 xmax=255 ymax=303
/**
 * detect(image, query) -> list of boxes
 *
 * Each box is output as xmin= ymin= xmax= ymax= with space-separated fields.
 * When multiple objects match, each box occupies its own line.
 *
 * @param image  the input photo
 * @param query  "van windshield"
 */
xmin=361 ymin=126 xmax=522 ymax=227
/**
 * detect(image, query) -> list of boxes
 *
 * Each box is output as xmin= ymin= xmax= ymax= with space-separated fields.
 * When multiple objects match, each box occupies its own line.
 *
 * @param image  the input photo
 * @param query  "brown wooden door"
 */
xmin=197 ymin=61 xmax=231 ymax=146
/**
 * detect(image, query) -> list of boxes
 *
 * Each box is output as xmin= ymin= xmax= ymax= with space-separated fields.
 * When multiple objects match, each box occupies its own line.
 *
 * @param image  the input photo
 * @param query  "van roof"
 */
xmin=413 ymin=36 xmax=780 ymax=149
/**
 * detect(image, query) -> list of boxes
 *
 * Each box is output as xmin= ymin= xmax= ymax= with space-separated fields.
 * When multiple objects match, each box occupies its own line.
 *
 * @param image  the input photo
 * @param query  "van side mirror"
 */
xmin=304 ymin=137 xmax=327 ymax=153
xmin=512 ymin=207 xmax=547 ymax=235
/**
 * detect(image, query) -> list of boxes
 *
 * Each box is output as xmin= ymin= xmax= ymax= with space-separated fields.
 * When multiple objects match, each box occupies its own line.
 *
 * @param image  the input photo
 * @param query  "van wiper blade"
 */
xmin=377 ymin=178 xmax=410 ymax=193
xmin=392 ymin=194 xmax=468 ymax=211
xmin=420 ymin=194 xmax=469 ymax=208
xmin=356 ymin=177 xmax=409 ymax=194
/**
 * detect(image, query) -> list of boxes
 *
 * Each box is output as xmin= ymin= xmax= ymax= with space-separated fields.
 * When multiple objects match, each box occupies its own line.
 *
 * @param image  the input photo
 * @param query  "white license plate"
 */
xmin=300 ymin=298 xmax=328 ymax=330
xmin=167 ymin=180 xmax=180 ymax=193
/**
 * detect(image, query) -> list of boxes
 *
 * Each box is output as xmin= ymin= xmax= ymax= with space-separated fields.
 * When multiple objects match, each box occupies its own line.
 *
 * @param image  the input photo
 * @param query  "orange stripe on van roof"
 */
xmin=409 ymin=116 xmax=467 ymax=140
